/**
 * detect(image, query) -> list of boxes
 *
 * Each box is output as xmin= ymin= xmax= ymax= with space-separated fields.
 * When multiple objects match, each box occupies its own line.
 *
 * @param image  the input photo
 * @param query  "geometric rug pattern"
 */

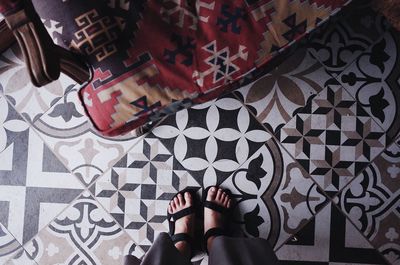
xmin=0 ymin=2 xmax=399 ymax=264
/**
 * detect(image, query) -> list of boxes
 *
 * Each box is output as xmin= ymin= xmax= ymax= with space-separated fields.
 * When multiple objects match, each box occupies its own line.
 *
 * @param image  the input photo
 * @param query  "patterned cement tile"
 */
xmin=0 ymin=44 xmax=77 ymax=123
xmin=277 ymin=84 xmax=386 ymax=197
xmin=308 ymin=0 xmax=390 ymax=76
xmin=149 ymin=94 xmax=271 ymax=187
xmin=33 ymin=87 xmax=141 ymax=186
xmin=90 ymin=137 xmax=201 ymax=251
xmin=4 ymin=250 xmax=38 ymax=265
xmin=276 ymin=202 xmax=388 ymax=264
xmin=0 ymin=128 xmax=84 ymax=244
xmin=221 ymin=138 xmax=328 ymax=249
xmin=22 ymin=191 xmax=144 ymax=265
xmin=234 ymin=48 xmax=333 ymax=135
xmin=338 ymin=29 xmax=400 ymax=144
xmin=0 ymin=223 xmax=22 ymax=264
xmin=0 ymin=95 xmax=29 ymax=154
xmin=337 ymin=143 xmax=400 ymax=265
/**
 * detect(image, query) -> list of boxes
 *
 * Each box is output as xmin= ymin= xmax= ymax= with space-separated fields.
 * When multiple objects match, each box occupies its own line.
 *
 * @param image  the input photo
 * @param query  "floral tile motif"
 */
xmin=308 ymin=0 xmax=389 ymax=76
xmin=276 ymin=203 xmax=388 ymax=264
xmin=150 ymin=94 xmax=271 ymax=187
xmin=90 ymin=138 xmax=200 ymax=251
xmin=337 ymin=143 xmax=400 ymax=265
xmin=4 ymin=250 xmax=38 ymax=265
xmin=0 ymin=44 xmax=77 ymax=123
xmin=277 ymin=85 xmax=386 ymax=197
xmin=0 ymin=129 xmax=84 ymax=244
xmin=0 ymin=95 xmax=29 ymax=154
xmin=339 ymin=29 xmax=400 ymax=143
xmin=221 ymin=138 xmax=328 ymax=249
xmin=33 ymin=87 xmax=141 ymax=186
xmin=234 ymin=48 xmax=333 ymax=134
xmin=22 ymin=192 xmax=144 ymax=265
xmin=0 ymin=223 xmax=22 ymax=264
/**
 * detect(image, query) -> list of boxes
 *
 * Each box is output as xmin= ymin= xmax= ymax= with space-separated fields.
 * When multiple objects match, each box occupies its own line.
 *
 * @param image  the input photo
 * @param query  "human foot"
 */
xmin=204 ymin=187 xmax=231 ymax=251
xmin=168 ymin=192 xmax=195 ymax=258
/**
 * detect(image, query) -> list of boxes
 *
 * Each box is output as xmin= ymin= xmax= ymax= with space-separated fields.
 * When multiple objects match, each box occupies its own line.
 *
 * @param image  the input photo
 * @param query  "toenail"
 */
xmin=211 ymin=187 xmax=216 ymax=191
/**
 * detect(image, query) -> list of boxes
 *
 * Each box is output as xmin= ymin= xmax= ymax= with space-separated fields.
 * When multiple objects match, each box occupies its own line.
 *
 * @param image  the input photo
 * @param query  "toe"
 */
xmin=216 ymin=188 xmax=223 ymax=201
xmin=168 ymin=204 xmax=172 ymax=214
xmin=223 ymin=196 xmax=229 ymax=206
xmin=207 ymin=186 xmax=217 ymax=201
xmin=170 ymin=201 xmax=176 ymax=212
xmin=174 ymin=197 xmax=180 ymax=208
xmin=177 ymin=193 xmax=184 ymax=206
xmin=184 ymin=192 xmax=192 ymax=206
xmin=227 ymin=199 xmax=232 ymax=209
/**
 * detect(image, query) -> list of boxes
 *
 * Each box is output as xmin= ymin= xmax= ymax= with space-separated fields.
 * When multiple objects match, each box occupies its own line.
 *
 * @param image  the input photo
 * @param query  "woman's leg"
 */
xmin=208 ymin=236 xmax=278 ymax=265
xmin=127 ymin=233 xmax=192 ymax=265
xmin=124 ymin=192 xmax=195 ymax=265
xmin=204 ymin=187 xmax=278 ymax=265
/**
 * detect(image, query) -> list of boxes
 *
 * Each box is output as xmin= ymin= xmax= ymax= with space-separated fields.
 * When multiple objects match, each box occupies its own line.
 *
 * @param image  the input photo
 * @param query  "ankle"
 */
xmin=175 ymin=241 xmax=191 ymax=259
xmin=207 ymin=236 xmax=216 ymax=252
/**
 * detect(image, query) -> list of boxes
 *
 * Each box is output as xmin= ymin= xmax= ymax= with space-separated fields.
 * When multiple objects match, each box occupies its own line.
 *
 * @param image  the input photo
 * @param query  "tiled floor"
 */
xmin=0 ymin=2 xmax=399 ymax=265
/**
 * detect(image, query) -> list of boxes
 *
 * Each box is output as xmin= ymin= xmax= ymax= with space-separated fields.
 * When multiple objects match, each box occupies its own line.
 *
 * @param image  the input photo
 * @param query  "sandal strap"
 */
xmin=168 ymin=206 xmax=195 ymax=222
xmin=171 ymin=233 xmax=194 ymax=246
xmin=204 ymin=201 xmax=228 ymax=214
xmin=204 ymin=227 xmax=227 ymax=253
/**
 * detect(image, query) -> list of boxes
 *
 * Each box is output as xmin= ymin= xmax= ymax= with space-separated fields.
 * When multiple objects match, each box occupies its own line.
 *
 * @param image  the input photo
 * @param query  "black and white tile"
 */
xmin=33 ymin=87 xmax=141 ymax=186
xmin=0 ymin=44 xmax=77 ymax=123
xmin=221 ymin=138 xmax=328 ymax=249
xmin=90 ymin=137 xmax=201 ymax=251
xmin=308 ymin=0 xmax=390 ymax=76
xmin=276 ymin=203 xmax=388 ymax=264
xmin=0 ymin=95 xmax=29 ymax=154
xmin=234 ymin=48 xmax=333 ymax=135
xmin=337 ymin=143 xmax=400 ymax=264
xmin=277 ymin=84 xmax=386 ymax=197
xmin=0 ymin=128 xmax=84 ymax=244
xmin=338 ymin=29 xmax=400 ymax=143
xmin=150 ymin=94 xmax=271 ymax=187
xmin=4 ymin=249 xmax=38 ymax=265
xmin=21 ymin=192 xmax=144 ymax=265
xmin=0 ymin=223 xmax=22 ymax=264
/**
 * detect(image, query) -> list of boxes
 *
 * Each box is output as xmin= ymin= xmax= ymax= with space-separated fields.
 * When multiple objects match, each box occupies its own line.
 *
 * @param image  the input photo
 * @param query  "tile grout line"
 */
xmin=232 ymin=46 xmax=393 ymax=261
xmin=0 ymin=222 xmax=26 ymax=265
xmin=330 ymin=202 xmax=392 ymax=265
xmin=5 ymin=189 xmax=86 ymax=264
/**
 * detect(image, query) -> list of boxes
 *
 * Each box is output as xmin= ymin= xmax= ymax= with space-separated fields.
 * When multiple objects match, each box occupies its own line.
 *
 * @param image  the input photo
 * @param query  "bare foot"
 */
xmin=204 ymin=187 xmax=231 ymax=251
xmin=168 ymin=192 xmax=195 ymax=258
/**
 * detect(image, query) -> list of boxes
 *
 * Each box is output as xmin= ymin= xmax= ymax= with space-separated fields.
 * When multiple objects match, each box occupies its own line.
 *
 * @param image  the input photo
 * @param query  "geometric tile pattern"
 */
xmin=21 ymin=192 xmax=145 ymax=265
xmin=339 ymin=29 xmax=400 ymax=143
xmin=0 ymin=129 xmax=84 ymax=244
xmin=276 ymin=202 xmax=388 ymax=264
xmin=234 ymin=48 xmax=332 ymax=135
xmin=221 ymin=138 xmax=328 ymax=249
xmin=0 ymin=2 xmax=398 ymax=265
xmin=0 ymin=45 xmax=76 ymax=123
xmin=308 ymin=0 xmax=389 ymax=76
xmin=4 ymin=250 xmax=38 ymax=265
xmin=0 ymin=95 xmax=29 ymax=154
xmin=90 ymin=138 xmax=200 ymax=251
xmin=150 ymin=95 xmax=271 ymax=187
xmin=277 ymin=85 xmax=386 ymax=197
xmin=0 ymin=224 xmax=22 ymax=264
xmin=33 ymin=87 xmax=141 ymax=187
xmin=338 ymin=143 xmax=400 ymax=264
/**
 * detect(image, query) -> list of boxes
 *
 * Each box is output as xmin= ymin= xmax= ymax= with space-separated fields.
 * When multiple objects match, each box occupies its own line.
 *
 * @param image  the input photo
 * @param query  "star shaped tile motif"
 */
xmin=277 ymin=85 xmax=386 ymax=197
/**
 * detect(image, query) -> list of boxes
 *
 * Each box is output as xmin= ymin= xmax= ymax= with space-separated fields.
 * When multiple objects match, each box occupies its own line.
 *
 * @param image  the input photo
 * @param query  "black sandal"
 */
xmin=202 ymin=186 xmax=232 ymax=253
xmin=167 ymin=188 xmax=198 ymax=253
